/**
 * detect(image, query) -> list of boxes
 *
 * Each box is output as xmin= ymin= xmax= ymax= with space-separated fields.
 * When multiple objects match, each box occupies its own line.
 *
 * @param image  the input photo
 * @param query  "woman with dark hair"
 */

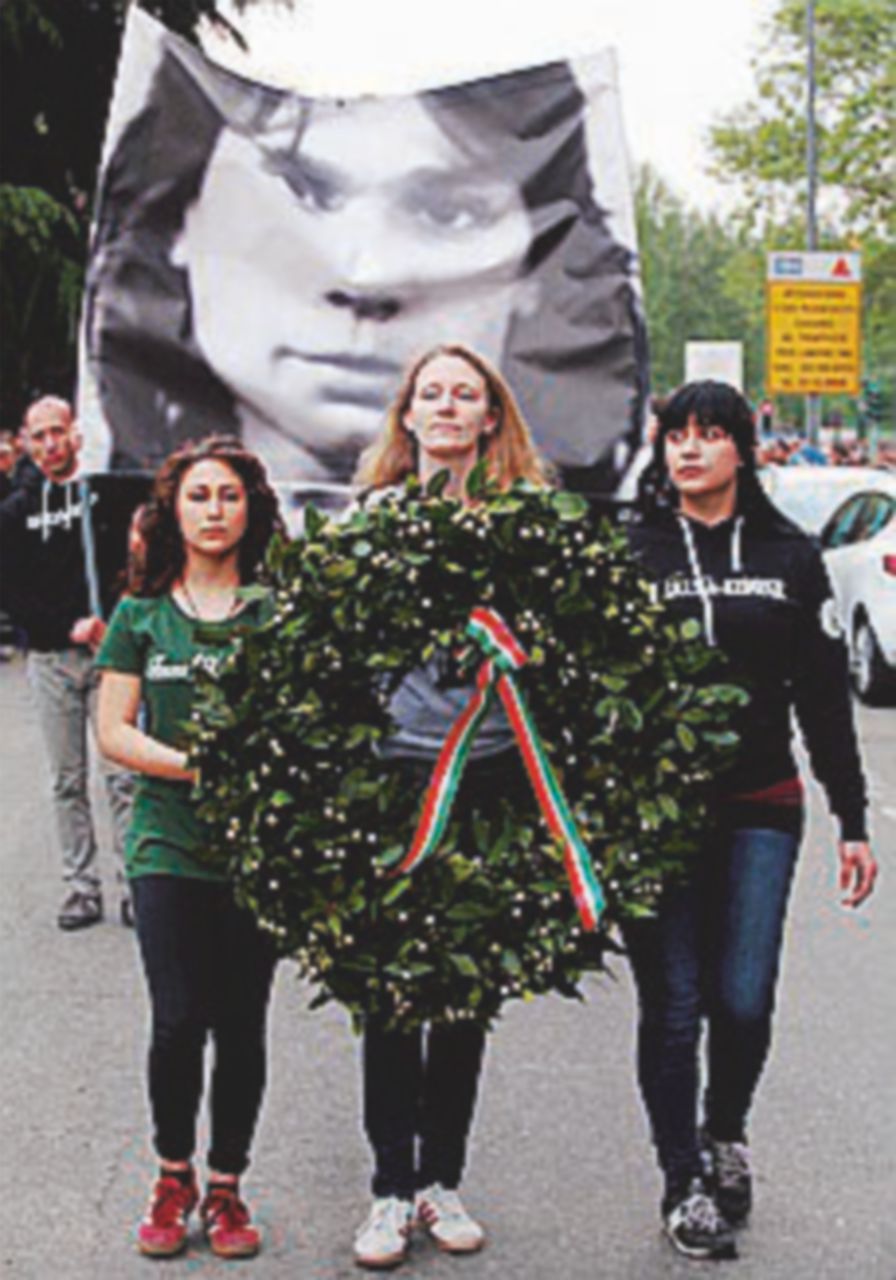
xmin=351 ymin=344 xmax=550 ymax=1269
xmin=96 ymin=438 xmax=286 ymax=1259
xmin=83 ymin=10 xmax=645 ymax=490
xmin=625 ymin=381 xmax=877 ymax=1259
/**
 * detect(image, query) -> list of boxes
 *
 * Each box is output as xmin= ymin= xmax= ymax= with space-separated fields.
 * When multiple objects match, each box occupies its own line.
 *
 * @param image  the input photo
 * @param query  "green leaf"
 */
xmin=676 ymin=723 xmax=697 ymax=752
xmin=600 ymin=674 xmax=629 ymax=693
xmin=550 ymin=491 xmax=588 ymax=521
xmin=304 ymin=504 xmax=325 ymax=538
xmin=373 ymin=839 xmax=407 ymax=870
xmin=658 ymin=794 xmax=680 ymax=820
xmin=464 ymin=458 xmax=491 ymax=498
xmin=449 ymin=953 xmax=479 ymax=978
xmin=425 ymin=468 xmax=452 ymax=497
xmin=445 ymin=902 xmax=494 ymax=922
xmin=383 ymin=877 xmax=411 ymax=905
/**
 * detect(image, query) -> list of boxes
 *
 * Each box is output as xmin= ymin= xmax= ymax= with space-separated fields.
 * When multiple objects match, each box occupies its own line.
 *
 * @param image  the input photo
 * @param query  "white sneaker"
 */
xmin=415 ymin=1184 xmax=485 ymax=1254
xmin=354 ymin=1196 xmax=413 ymax=1269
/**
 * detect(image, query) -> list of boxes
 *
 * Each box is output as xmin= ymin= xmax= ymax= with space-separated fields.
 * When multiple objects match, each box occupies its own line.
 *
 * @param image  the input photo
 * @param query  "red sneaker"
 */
xmin=136 ymin=1172 xmax=199 ymax=1256
xmin=201 ymin=1185 xmax=261 ymax=1258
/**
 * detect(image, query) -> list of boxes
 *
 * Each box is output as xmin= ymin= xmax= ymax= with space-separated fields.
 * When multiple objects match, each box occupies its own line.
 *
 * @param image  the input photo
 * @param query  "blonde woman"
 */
xmin=351 ymin=344 xmax=550 ymax=1268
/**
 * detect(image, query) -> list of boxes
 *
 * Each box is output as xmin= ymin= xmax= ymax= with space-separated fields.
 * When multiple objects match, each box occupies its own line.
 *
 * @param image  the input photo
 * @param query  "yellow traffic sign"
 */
xmin=766 ymin=252 xmax=862 ymax=396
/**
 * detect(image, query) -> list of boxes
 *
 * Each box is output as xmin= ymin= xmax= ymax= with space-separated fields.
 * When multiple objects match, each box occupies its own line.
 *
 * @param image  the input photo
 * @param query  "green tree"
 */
xmin=0 ymin=1 xmax=257 ymax=427
xmin=635 ymin=164 xmax=766 ymax=401
xmin=708 ymin=0 xmax=896 ymax=423
xmin=709 ymin=0 xmax=895 ymax=238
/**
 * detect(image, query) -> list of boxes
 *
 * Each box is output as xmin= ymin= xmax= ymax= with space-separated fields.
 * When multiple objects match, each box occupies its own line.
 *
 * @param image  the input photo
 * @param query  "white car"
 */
xmin=760 ymin=464 xmax=891 ymax=534
xmin=818 ymin=479 xmax=896 ymax=703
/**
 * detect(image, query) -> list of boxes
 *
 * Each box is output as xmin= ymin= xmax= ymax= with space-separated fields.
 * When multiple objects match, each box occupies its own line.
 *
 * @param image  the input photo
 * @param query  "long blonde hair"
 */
xmin=354 ymin=344 xmax=552 ymax=491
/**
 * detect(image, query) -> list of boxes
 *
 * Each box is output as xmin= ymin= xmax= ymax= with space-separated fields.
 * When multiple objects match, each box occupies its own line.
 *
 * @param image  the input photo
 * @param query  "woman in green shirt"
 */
xmin=97 ymin=437 xmax=284 ymax=1260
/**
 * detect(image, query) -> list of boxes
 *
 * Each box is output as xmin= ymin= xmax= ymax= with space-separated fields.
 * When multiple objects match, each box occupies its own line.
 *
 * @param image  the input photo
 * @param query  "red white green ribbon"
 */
xmin=397 ymin=606 xmax=605 ymax=931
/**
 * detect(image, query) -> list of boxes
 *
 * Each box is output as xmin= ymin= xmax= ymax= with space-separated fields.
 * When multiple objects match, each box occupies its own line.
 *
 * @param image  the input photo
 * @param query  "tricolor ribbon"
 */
xmin=397 ymin=606 xmax=605 ymax=931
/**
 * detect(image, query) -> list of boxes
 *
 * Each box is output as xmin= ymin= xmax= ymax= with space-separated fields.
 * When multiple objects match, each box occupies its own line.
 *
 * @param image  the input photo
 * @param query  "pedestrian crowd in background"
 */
xmin=756 ymin=433 xmax=896 ymax=468
xmin=0 ymin=374 xmax=879 ymax=1269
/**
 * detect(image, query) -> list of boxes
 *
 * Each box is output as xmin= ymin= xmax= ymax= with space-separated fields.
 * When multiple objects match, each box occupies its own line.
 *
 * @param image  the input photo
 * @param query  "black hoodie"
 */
xmin=627 ymin=495 xmax=868 ymax=841
xmin=0 ymin=466 xmax=95 ymax=650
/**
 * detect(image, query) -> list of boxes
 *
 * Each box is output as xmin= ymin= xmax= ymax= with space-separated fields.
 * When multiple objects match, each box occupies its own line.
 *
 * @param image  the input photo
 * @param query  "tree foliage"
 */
xmin=709 ymin=0 xmax=895 ymax=239
xmin=0 ymin=1 xmax=257 ymax=425
xmin=635 ymin=164 xmax=766 ymax=400
xmin=706 ymin=0 xmax=895 ymax=417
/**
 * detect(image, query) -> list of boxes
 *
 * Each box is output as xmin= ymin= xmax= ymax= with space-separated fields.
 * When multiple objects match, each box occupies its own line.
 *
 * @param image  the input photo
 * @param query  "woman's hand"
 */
xmin=98 ymin=671 xmax=196 ymax=782
xmin=838 ymin=841 xmax=878 ymax=907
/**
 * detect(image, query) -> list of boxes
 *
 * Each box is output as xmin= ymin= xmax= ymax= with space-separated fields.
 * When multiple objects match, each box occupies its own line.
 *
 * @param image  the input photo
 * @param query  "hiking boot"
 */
xmin=663 ymin=1177 xmax=737 ymax=1260
xmin=705 ymin=1134 xmax=752 ymax=1225
xmin=57 ymin=889 xmax=102 ymax=931
xmin=415 ymin=1184 xmax=485 ymax=1253
xmin=136 ymin=1172 xmax=199 ymax=1257
xmin=201 ymin=1184 xmax=261 ymax=1258
xmin=354 ymin=1196 xmax=413 ymax=1269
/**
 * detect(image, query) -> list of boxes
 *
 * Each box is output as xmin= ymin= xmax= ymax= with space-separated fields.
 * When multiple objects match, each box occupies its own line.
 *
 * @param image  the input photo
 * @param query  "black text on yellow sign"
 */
xmin=766 ymin=281 xmax=861 ymax=396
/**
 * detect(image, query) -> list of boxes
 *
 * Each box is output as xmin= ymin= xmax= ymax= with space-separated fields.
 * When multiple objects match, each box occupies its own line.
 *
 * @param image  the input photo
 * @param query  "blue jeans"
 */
xmin=621 ymin=824 xmax=800 ymax=1195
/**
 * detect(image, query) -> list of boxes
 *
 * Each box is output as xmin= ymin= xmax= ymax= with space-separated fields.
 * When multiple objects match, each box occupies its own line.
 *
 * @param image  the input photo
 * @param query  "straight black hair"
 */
xmin=637 ymin=380 xmax=794 ymax=529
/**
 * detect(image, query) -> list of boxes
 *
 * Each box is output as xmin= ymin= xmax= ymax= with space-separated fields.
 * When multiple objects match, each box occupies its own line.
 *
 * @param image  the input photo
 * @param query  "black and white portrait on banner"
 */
xmin=79 ymin=8 xmax=648 ymax=505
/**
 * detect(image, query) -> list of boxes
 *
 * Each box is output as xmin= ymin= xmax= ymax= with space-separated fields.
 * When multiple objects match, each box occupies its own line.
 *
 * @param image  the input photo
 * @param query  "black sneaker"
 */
xmin=57 ymin=890 xmax=103 ymax=931
xmin=704 ymin=1135 xmax=752 ymax=1225
xmin=663 ymin=1178 xmax=737 ymax=1260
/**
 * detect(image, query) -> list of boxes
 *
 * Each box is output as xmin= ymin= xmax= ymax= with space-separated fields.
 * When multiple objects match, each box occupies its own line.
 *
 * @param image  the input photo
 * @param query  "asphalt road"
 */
xmin=0 ymin=655 xmax=893 ymax=1280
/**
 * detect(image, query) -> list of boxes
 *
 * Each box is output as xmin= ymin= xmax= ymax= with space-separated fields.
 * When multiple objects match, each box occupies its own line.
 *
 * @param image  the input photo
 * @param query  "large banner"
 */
xmin=79 ymin=8 xmax=647 ymax=500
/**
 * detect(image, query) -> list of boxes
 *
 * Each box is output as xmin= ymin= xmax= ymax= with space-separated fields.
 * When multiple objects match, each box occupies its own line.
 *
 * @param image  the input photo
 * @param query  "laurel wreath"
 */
xmin=188 ymin=471 xmax=745 ymax=1029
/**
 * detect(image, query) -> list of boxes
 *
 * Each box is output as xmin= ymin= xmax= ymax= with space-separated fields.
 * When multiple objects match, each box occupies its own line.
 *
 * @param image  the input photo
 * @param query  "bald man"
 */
xmin=1 ymin=397 xmax=133 ymax=929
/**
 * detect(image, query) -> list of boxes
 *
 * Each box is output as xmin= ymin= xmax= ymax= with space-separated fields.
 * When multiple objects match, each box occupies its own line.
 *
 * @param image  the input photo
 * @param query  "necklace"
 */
xmin=178 ymin=579 xmax=241 ymax=623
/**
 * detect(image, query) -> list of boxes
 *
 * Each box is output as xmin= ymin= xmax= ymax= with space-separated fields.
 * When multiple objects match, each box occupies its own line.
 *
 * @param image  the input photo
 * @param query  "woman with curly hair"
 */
xmin=351 ymin=344 xmax=550 ymax=1269
xmin=96 ymin=437 xmax=285 ymax=1260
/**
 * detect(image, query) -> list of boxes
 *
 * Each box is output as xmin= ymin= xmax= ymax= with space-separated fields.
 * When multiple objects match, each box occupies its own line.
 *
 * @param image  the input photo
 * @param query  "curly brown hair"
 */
xmin=130 ymin=436 xmax=286 ymax=596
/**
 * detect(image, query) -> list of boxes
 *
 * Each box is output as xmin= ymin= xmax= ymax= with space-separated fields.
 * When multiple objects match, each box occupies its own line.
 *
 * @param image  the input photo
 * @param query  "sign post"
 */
xmin=766 ymin=253 xmax=862 ymax=433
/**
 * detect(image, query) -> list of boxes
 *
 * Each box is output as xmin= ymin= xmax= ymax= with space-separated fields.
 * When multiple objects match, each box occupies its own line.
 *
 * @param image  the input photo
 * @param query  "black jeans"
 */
xmin=362 ymin=750 xmax=528 ymax=1199
xmin=364 ymin=1020 xmax=487 ymax=1198
xmin=131 ymin=875 xmax=278 ymax=1175
xmin=621 ymin=824 xmax=800 ymax=1197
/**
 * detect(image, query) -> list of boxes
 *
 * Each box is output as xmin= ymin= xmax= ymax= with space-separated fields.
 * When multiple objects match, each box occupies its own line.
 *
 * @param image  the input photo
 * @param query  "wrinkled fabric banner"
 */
xmin=79 ymin=8 xmax=648 ymax=497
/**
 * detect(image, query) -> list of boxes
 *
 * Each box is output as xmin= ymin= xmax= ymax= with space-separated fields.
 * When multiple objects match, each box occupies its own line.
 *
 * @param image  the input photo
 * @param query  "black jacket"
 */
xmin=627 ymin=497 xmax=867 ymax=841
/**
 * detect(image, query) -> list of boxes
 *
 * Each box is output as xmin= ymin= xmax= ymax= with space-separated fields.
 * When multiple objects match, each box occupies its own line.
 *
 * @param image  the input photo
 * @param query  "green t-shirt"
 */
xmin=96 ymin=589 xmax=272 ymax=880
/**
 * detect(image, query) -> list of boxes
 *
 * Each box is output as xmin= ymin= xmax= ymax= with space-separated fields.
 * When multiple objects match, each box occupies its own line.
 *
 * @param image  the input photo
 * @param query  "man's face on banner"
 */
xmin=174 ymin=96 xmax=537 ymax=473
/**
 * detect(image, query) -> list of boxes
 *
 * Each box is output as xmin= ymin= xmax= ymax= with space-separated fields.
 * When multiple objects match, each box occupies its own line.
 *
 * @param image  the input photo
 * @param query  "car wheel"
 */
xmin=852 ymin=617 xmax=894 ymax=704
